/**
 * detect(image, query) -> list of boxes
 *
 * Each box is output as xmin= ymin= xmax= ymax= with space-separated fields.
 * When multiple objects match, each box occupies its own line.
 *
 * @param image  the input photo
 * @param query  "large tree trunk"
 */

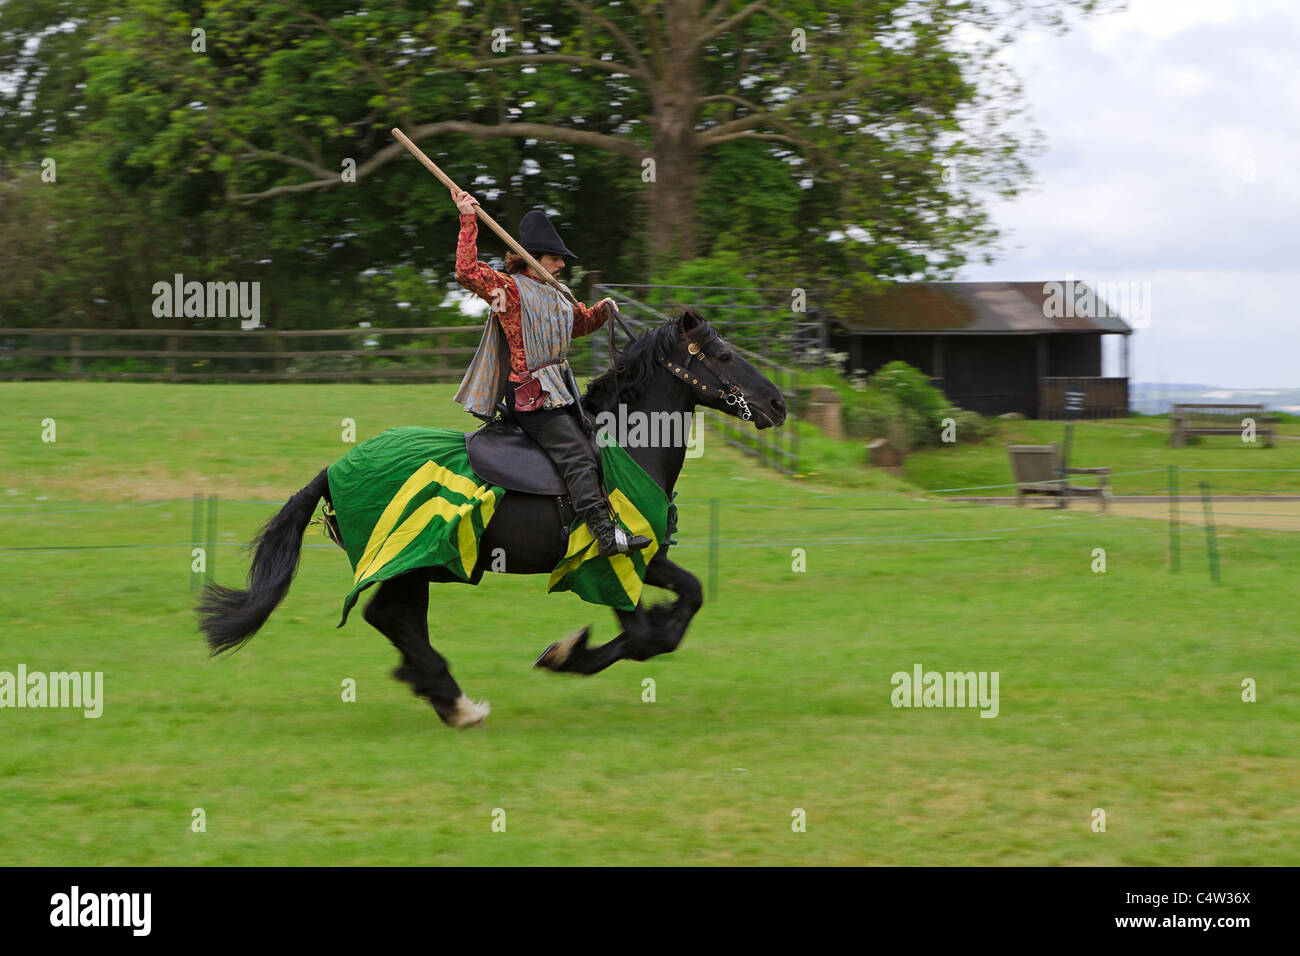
xmin=646 ymin=1 xmax=701 ymax=273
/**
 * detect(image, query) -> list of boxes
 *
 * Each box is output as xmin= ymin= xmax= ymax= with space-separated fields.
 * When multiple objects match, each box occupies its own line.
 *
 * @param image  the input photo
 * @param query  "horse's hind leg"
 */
xmin=362 ymin=571 xmax=489 ymax=728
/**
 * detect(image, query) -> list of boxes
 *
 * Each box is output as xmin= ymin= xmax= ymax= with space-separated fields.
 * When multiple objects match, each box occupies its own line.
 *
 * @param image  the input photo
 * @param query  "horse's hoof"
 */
xmin=442 ymin=694 xmax=490 ymax=728
xmin=535 ymin=626 xmax=590 ymax=671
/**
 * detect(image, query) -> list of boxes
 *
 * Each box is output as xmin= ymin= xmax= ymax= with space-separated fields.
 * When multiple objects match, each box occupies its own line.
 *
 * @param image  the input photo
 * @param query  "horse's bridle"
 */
xmin=659 ymin=326 xmax=753 ymax=422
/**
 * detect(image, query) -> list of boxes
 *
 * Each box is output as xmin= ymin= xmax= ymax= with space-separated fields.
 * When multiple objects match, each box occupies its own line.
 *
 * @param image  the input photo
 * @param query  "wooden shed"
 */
xmin=825 ymin=282 xmax=1133 ymax=418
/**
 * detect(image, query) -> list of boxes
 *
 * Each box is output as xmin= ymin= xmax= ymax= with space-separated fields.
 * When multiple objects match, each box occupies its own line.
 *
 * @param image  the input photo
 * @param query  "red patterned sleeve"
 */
xmin=455 ymin=214 xmax=505 ymax=301
xmin=455 ymin=214 xmax=529 ymax=380
xmin=571 ymin=297 xmax=612 ymax=338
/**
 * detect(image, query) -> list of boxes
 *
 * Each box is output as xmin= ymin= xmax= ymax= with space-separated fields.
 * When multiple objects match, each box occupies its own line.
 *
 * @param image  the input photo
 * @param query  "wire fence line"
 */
xmin=4 ymin=465 xmax=1296 ymax=512
xmin=0 ymin=523 xmax=1176 ymax=556
xmin=0 ymin=541 xmax=343 ymax=554
xmin=3 ymin=490 xmax=1290 ymax=556
xmin=3 ymin=463 xmax=1295 ymax=604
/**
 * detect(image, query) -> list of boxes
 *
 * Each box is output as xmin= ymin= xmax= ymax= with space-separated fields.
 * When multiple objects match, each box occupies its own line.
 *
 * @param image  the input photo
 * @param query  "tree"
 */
xmin=2 ymin=0 xmax=1117 ymax=331
xmin=92 ymin=0 xmax=1108 ymax=274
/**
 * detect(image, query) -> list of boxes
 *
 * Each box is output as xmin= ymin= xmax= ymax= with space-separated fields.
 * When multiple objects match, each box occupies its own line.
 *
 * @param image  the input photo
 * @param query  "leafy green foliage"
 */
xmin=868 ymin=360 xmax=952 ymax=434
xmin=1 ymin=0 xmax=1112 ymax=334
xmin=797 ymin=359 xmax=991 ymax=454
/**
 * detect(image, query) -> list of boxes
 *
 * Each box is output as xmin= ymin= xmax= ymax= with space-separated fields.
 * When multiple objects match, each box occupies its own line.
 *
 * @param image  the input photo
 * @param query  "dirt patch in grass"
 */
xmin=1108 ymin=499 xmax=1300 ymax=531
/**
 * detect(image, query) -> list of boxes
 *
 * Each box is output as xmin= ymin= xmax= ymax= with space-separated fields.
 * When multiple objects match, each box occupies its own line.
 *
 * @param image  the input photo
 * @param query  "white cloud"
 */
xmin=960 ymin=0 xmax=1300 ymax=385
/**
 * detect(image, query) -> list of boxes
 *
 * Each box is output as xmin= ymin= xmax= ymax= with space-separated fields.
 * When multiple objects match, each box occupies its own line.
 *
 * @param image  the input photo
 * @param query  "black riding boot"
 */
xmin=533 ymin=409 xmax=651 ymax=557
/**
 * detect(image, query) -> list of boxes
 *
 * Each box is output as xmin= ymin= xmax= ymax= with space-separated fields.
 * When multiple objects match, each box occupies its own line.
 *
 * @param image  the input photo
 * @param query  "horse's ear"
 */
xmin=679 ymin=309 xmax=705 ymax=335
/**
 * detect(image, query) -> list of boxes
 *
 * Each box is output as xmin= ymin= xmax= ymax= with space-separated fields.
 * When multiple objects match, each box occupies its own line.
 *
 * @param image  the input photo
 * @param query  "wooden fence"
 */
xmin=0 ymin=326 xmax=489 ymax=382
xmin=4 ymin=307 xmax=801 ymax=474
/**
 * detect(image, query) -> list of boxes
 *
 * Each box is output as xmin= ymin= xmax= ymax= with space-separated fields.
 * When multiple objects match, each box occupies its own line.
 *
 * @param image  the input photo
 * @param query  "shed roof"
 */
xmin=830 ymin=282 xmax=1133 ymax=334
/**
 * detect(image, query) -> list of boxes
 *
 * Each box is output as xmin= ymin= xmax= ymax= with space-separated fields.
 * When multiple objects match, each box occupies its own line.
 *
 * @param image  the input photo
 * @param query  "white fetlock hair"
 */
xmin=447 ymin=694 xmax=490 ymax=728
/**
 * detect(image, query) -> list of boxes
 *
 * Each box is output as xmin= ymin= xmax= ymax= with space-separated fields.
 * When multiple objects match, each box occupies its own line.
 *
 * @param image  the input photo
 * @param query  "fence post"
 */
xmin=1168 ymin=465 xmax=1179 ymax=571
xmin=69 ymin=335 xmax=83 ymax=376
xmin=789 ymin=365 xmax=799 ymax=476
xmin=206 ymin=494 xmax=219 ymax=585
xmin=436 ymin=329 xmax=448 ymax=381
xmin=190 ymin=494 xmax=218 ymax=590
xmin=191 ymin=494 xmax=203 ymax=592
xmin=1199 ymin=481 xmax=1220 ymax=584
xmin=166 ymin=335 xmax=179 ymax=381
xmin=708 ymin=498 xmax=720 ymax=603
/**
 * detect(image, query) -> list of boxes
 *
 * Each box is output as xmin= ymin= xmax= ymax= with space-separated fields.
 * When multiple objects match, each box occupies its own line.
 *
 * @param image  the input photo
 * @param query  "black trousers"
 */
xmin=513 ymin=403 xmax=572 ymax=439
xmin=514 ymin=402 xmax=608 ymax=519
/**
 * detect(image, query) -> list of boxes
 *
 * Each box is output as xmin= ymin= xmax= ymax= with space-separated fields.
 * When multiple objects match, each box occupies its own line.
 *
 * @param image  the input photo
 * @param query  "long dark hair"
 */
xmin=503 ymin=252 xmax=529 ymax=275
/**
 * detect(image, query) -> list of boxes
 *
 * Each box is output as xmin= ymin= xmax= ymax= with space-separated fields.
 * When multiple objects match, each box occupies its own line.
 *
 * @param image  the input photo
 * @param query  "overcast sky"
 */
xmin=957 ymin=0 xmax=1299 ymax=387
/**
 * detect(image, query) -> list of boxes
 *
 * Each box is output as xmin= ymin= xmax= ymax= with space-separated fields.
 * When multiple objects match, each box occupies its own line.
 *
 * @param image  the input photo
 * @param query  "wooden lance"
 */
xmin=390 ymin=127 xmax=637 ymax=340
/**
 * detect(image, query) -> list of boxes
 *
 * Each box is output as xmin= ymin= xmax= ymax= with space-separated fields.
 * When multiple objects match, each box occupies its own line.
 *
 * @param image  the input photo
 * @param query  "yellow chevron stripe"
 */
xmin=607 ymin=489 xmax=658 ymax=605
xmin=547 ymin=489 xmax=658 ymax=605
xmin=476 ymin=484 xmax=498 ymax=529
xmin=359 ymin=485 xmax=495 ymax=586
xmin=455 ymin=486 xmax=497 ymax=578
xmin=358 ymin=496 xmax=462 ymax=584
xmin=610 ymin=489 xmax=658 ymax=561
xmin=353 ymin=460 xmax=484 ymax=584
xmin=353 ymin=460 xmax=440 ymax=583
xmin=427 ymin=460 xmax=483 ymax=501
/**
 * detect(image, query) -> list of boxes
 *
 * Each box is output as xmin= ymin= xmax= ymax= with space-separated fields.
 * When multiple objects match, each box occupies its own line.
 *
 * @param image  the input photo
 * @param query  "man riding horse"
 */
xmin=195 ymin=132 xmax=790 ymax=728
xmin=450 ymin=187 xmax=651 ymax=559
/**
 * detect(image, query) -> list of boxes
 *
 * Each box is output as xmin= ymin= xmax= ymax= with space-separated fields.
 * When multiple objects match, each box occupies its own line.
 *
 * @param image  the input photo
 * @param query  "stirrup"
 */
xmin=598 ymin=526 xmax=652 ymax=557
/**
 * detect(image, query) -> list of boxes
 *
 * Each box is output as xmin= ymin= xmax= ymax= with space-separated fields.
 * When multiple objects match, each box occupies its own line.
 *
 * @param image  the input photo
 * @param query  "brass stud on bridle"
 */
xmin=662 ymin=343 xmax=752 ymax=419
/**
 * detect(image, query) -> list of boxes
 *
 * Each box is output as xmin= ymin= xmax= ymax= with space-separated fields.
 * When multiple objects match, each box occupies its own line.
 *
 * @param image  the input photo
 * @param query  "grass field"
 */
xmin=789 ymin=413 xmax=1300 ymax=494
xmin=2 ymin=383 xmax=1297 ymax=865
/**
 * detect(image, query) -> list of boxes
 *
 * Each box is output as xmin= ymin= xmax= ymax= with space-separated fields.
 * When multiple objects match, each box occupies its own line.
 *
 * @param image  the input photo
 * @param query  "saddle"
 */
xmin=465 ymin=402 xmax=602 ymax=497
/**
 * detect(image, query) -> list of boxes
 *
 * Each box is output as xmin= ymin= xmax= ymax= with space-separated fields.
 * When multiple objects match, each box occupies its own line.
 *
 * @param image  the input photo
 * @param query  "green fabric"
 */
xmin=327 ymin=427 xmax=504 ymax=626
xmin=325 ymin=427 xmax=670 ymax=623
xmin=546 ymin=443 xmax=670 ymax=611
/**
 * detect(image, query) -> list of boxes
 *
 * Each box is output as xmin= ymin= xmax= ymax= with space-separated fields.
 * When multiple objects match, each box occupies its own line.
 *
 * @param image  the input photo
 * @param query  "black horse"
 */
xmin=196 ymin=310 xmax=787 ymax=727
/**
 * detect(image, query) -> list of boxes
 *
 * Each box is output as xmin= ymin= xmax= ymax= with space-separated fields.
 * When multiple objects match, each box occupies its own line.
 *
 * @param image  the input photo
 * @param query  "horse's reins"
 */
xmin=605 ymin=300 xmax=636 ymax=415
xmin=660 ymin=326 xmax=753 ymax=422
xmin=601 ymin=304 xmax=751 ymax=422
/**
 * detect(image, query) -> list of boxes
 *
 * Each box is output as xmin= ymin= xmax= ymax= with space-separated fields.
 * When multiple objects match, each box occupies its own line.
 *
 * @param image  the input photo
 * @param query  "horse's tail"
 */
xmin=196 ymin=468 xmax=330 ymax=655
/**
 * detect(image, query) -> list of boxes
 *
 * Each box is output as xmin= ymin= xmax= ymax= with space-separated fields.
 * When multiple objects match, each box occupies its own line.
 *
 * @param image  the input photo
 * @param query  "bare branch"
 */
xmin=227 ymin=120 xmax=644 ymax=204
xmin=227 ymin=179 xmax=339 ymax=205
xmin=696 ymin=109 xmax=770 ymax=139
xmin=699 ymin=130 xmax=808 ymax=148
xmin=563 ymin=0 xmax=651 ymax=77
xmin=240 ymin=148 xmax=333 ymax=180
xmin=696 ymin=93 xmax=765 ymax=111
xmin=698 ymin=86 xmax=859 ymax=139
xmin=695 ymin=1 xmax=772 ymax=49
xmin=466 ymin=53 xmax=650 ymax=84
xmin=402 ymin=120 xmax=644 ymax=159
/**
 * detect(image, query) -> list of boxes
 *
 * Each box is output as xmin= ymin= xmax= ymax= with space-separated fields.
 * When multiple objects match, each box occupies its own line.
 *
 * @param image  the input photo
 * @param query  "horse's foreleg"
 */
xmin=535 ymin=554 xmax=703 ymax=674
xmin=641 ymin=553 xmax=704 ymax=639
xmin=363 ymin=570 xmax=488 ymax=727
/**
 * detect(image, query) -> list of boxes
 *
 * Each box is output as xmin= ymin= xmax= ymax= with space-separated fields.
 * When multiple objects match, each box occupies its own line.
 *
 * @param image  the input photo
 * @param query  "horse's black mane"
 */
xmin=581 ymin=310 xmax=699 ymax=414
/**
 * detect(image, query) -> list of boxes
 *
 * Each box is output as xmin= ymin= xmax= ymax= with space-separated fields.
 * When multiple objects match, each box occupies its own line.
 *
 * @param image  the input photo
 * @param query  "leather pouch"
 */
xmin=513 ymin=376 xmax=544 ymax=410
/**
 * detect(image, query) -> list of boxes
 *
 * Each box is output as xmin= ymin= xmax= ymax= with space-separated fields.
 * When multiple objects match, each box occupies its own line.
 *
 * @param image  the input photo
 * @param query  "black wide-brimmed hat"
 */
xmin=519 ymin=208 xmax=578 ymax=259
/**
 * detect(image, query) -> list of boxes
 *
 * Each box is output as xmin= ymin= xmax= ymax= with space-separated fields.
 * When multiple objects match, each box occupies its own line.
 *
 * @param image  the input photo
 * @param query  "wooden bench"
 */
xmin=1006 ymin=443 xmax=1111 ymax=510
xmin=1170 ymin=403 xmax=1275 ymax=447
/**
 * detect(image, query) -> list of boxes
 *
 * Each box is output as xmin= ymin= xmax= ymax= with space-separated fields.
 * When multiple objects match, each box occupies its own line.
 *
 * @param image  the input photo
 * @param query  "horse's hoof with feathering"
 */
xmin=534 ymin=626 xmax=590 ymax=672
xmin=440 ymin=694 xmax=490 ymax=728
